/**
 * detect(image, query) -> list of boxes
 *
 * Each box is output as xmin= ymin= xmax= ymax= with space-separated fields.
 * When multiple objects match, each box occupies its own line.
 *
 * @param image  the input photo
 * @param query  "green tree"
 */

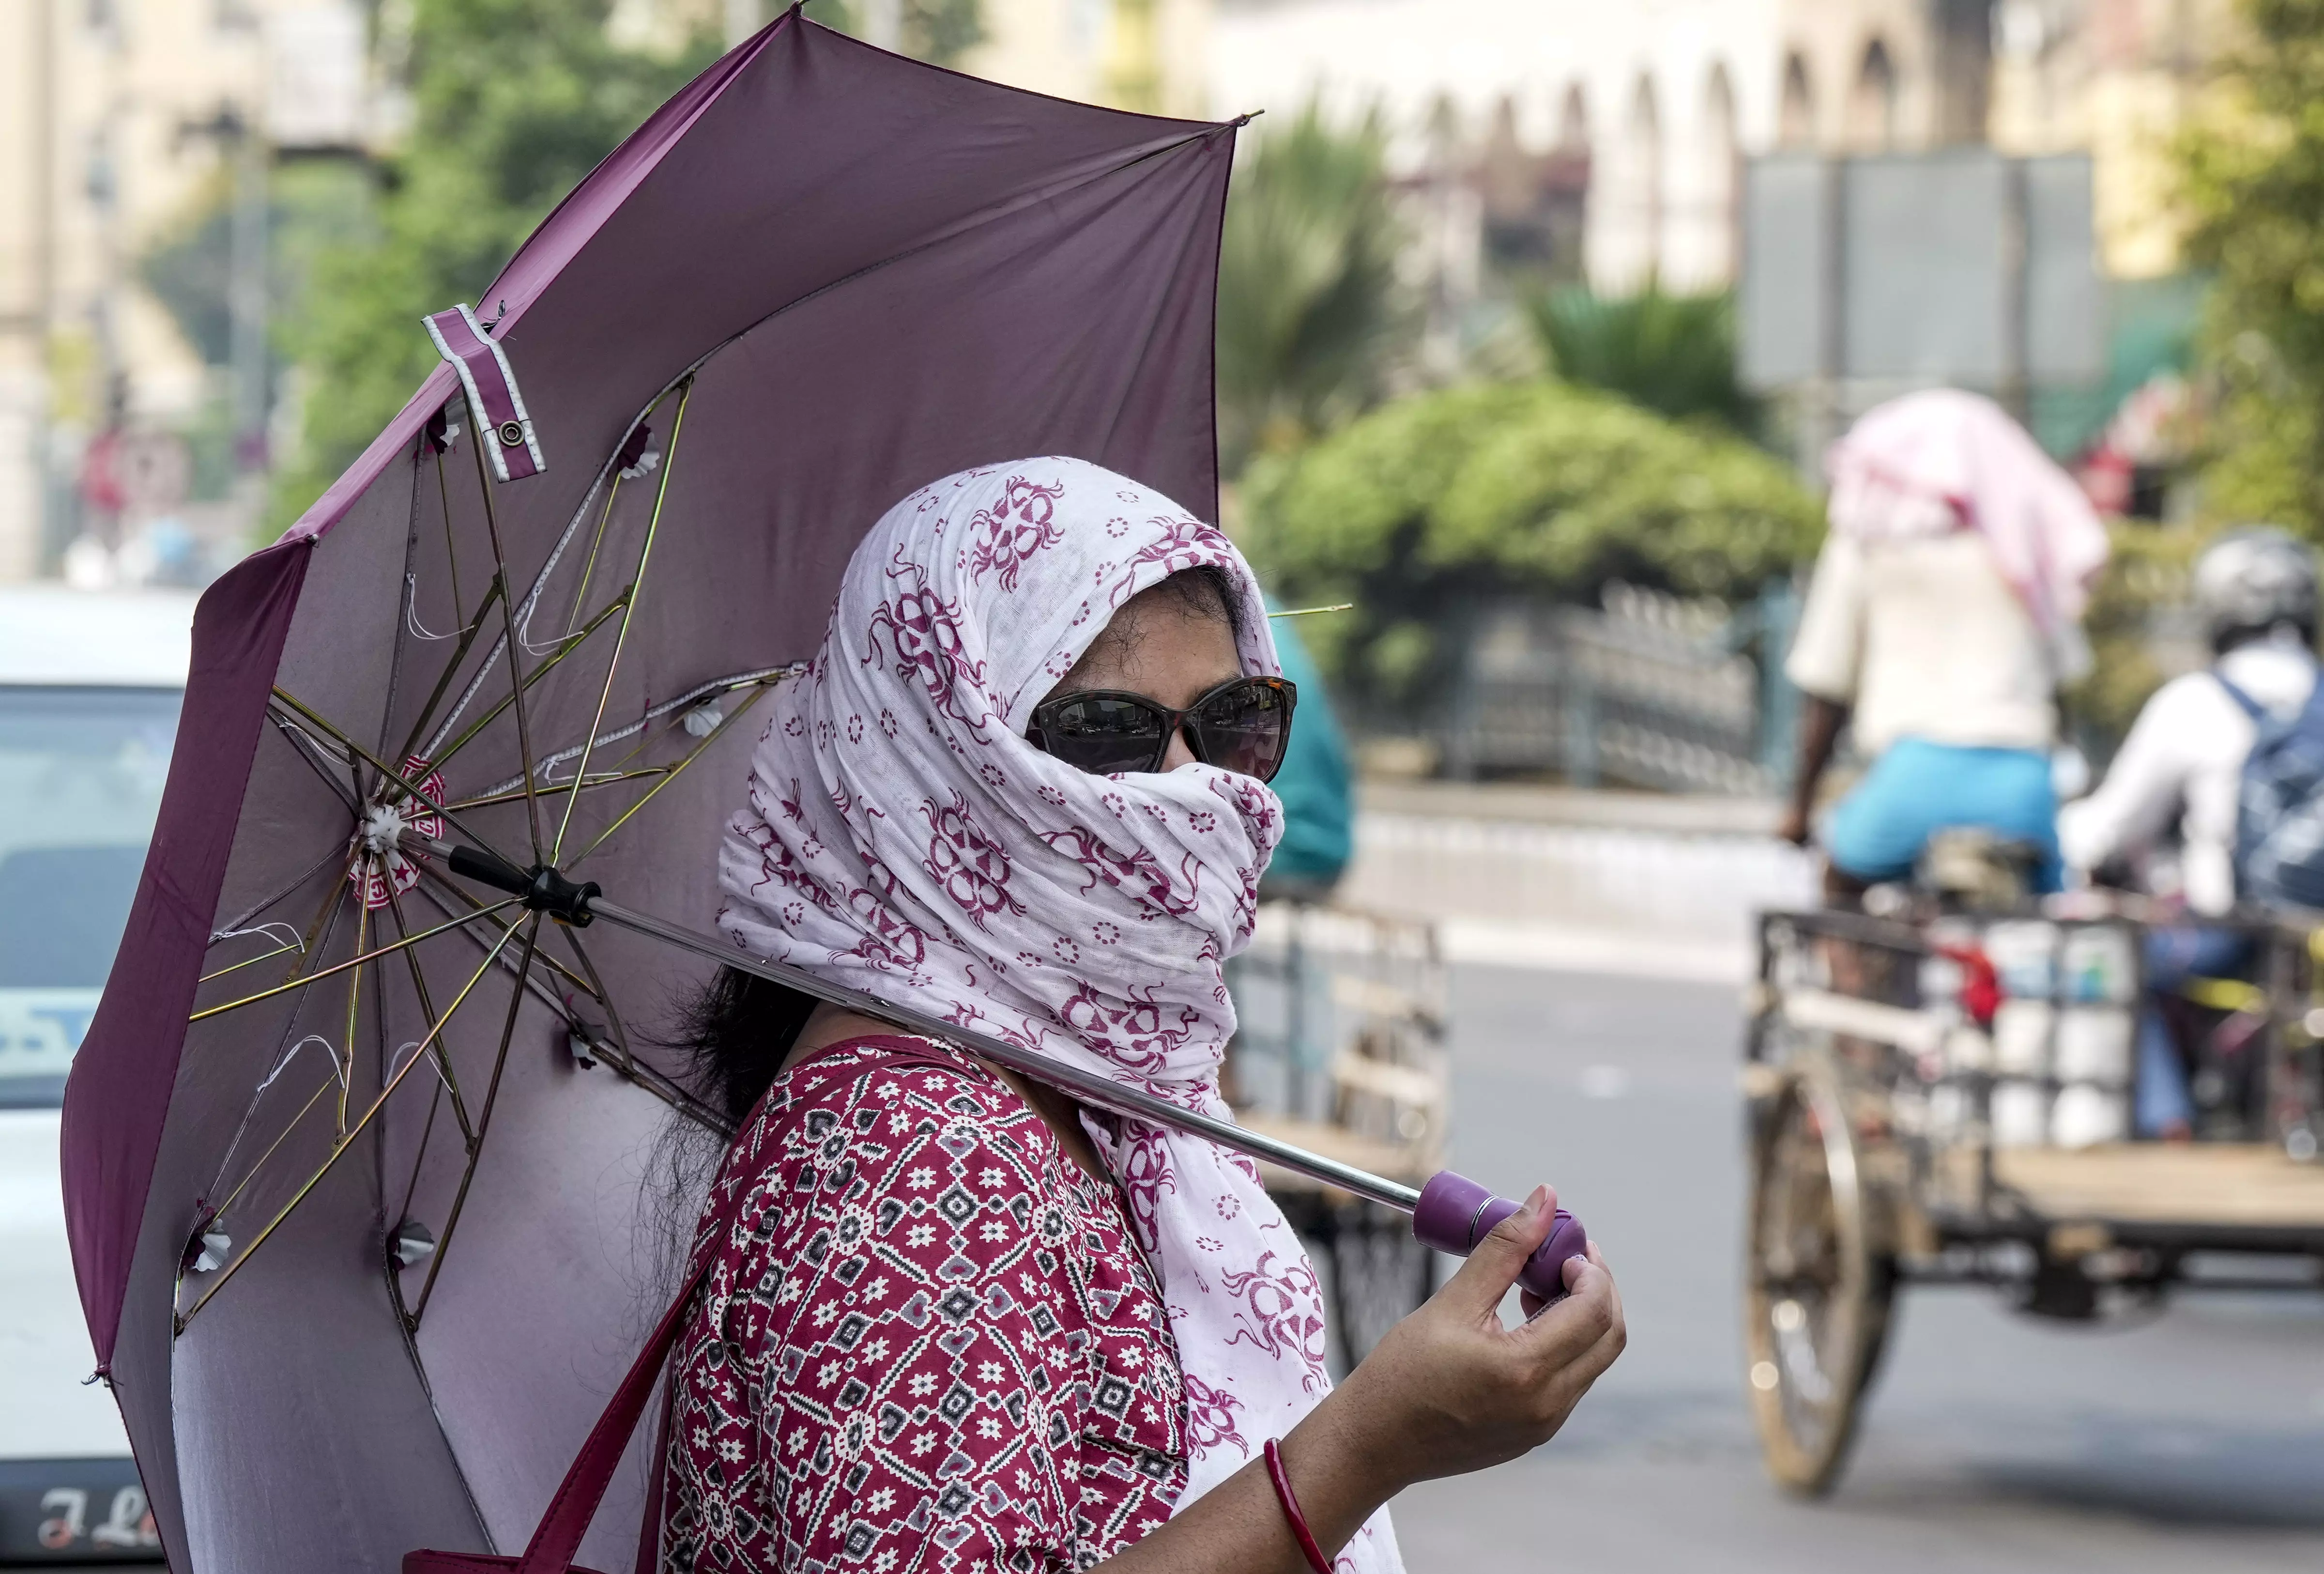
xmin=1524 ymin=284 xmax=1760 ymax=434
xmin=897 ymin=0 xmax=985 ymax=65
xmin=141 ymin=161 xmax=373 ymax=501
xmin=2065 ymin=521 xmax=2210 ymax=753
xmin=2177 ymin=0 xmax=2324 ymax=534
xmin=273 ymin=0 xmax=716 ymax=529
xmin=1214 ymin=104 xmax=1407 ymax=475
xmin=810 ymin=0 xmax=986 ymax=67
xmin=1240 ymin=380 xmax=1820 ymax=719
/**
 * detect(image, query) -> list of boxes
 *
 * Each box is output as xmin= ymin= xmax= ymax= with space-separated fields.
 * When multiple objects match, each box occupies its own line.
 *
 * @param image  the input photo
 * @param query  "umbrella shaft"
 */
xmin=584 ymin=895 xmax=1422 ymax=1212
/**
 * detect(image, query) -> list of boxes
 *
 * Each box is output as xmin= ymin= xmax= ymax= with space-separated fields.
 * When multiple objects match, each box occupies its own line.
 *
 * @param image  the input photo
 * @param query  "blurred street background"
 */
xmin=1408 ymin=951 xmax=2324 ymax=1573
xmin=6 ymin=0 xmax=2324 ymax=1568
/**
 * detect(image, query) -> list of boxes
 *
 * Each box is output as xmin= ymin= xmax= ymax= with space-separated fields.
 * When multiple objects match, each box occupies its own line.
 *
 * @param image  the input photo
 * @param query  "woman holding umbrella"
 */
xmin=660 ymin=457 xmax=1623 ymax=1572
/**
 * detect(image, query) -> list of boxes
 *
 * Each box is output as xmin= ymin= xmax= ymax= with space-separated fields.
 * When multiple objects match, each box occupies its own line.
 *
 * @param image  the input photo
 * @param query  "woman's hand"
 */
xmin=1309 ymin=1186 xmax=1625 ymax=1495
xmin=1097 ymin=1187 xmax=1621 ymax=1574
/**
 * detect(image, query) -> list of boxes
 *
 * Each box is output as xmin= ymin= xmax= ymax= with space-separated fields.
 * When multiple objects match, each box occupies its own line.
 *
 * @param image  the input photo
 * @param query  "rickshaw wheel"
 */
xmin=1743 ymin=1052 xmax=1891 ymax=1496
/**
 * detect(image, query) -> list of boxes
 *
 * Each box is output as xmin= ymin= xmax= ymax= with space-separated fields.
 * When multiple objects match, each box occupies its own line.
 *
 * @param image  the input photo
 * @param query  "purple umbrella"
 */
xmin=61 ymin=16 xmax=1580 ymax=1573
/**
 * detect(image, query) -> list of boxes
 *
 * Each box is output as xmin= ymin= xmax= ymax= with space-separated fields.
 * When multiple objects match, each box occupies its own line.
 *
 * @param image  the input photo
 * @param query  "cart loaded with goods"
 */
xmin=1743 ymin=876 xmax=2324 ymax=1493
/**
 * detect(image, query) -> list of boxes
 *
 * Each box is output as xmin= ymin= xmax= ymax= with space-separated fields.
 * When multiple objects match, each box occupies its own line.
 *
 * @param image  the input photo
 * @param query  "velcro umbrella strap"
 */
xmin=424 ymin=304 xmax=546 ymax=483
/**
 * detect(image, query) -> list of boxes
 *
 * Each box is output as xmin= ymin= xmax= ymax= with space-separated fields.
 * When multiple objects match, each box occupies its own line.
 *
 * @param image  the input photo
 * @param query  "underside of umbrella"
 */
xmin=61 ymin=15 xmax=1245 ymax=1570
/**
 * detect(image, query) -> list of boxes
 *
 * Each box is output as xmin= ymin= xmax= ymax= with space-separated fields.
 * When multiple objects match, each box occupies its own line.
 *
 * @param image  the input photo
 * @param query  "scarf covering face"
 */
xmin=718 ymin=456 xmax=1403 ymax=1570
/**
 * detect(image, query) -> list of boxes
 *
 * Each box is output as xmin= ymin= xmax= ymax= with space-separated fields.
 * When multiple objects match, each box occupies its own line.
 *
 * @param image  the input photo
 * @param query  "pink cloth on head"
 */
xmin=716 ymin=456 xmax=1403 ymax=1571
xmin=1826 ymin=388 xmax=2110 ymax=669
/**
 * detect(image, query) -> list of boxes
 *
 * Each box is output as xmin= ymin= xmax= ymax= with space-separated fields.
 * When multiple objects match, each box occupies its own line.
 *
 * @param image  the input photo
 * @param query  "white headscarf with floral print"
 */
xmin=718 ymin=457 xmax=1401 ymax=1567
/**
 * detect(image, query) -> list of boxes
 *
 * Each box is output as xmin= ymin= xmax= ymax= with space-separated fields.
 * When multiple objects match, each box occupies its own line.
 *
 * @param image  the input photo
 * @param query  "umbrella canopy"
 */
xmin=61 ymin=15 xmax=1238 ymax=1570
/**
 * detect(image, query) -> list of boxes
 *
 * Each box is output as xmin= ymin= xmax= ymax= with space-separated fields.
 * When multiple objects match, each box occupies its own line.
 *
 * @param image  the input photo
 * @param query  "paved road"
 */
xmin=1391 ymin=963 xmax=2324 ymax=1573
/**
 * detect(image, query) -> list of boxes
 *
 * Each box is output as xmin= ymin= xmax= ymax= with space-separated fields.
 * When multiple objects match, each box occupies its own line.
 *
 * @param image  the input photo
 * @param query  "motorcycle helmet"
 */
xmin=2192 ymin=526 xmax=2319 ymax=652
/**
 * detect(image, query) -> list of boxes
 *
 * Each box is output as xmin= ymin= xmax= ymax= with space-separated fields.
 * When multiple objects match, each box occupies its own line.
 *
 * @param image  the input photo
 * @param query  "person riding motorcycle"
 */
xmin=1776 ymin=390 xmax=2111 ymax=903
xmin=2058 ymin=526 xmax=2321 ymax=1136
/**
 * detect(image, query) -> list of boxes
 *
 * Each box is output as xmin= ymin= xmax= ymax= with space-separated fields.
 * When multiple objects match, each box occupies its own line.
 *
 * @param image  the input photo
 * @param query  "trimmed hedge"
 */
xmin=1239 ymin=381 xmax=1822 ymax=717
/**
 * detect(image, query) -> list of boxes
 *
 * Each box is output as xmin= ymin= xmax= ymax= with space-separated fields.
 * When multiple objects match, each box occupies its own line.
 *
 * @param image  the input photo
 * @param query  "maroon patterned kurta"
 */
xmin=659 ymin=1035 xmax=1188 ymax=1572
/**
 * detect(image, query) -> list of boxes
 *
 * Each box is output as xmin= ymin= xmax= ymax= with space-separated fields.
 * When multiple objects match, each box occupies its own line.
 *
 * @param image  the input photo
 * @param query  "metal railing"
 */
xmin=1442 ymin=580 xmax=1799 ymax=792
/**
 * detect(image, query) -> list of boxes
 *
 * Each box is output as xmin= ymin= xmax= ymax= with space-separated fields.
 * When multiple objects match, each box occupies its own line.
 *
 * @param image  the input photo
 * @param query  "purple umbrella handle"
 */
xmin=1411 ymin=1170 xmax=1589 ymax=1305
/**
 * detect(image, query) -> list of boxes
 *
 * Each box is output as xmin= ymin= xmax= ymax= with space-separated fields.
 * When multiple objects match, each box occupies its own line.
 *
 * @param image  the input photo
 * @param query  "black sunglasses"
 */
xmin=1026 ymin=675 xmax=1298 ymax=782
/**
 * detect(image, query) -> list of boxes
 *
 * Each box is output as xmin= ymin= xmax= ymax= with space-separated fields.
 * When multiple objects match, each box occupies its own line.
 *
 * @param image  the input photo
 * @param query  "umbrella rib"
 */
xmin=198 ymin=938 xmax=304 ymax=986
xmin=590 ymin=727 xmax=660 ymax=781
xmin=271 ymin=689 xmax=521 ymax=873
xmin=556 ymin=924 xmax=632 ymax=1058
xmin=197 ymin=884 xmax=352 ymax=1208
xmin=563 ymin=473 xmax=624 ymax=636
xmin=507 ymin=378 xmax=685 ymax=666
xmin=421 ymin=593 xmax=627 ymax=783
xmin=387 ymin=1075 xmax=454 ymax=1336
xmin=189 ymin=898 xmax=523 ymax=1023
xmin=394 ymin=574 xmax=504 ymax=769
xmin=434 ymin=445 xmax=465 ymax=624
xmin=337 ymin=896 xmax=371 ymax=1136
xmin=209 ymin=839 xmax=345 ymax=950
xmin=392 ymin=1078 xmax=445 ymax=1282
xmin=270 ymin=701 xmax=367 ymax=838
xmin=409 ymin=911 xmax=543 ymax=1326
xmin=467 ymin=432 xmax=547 ymax=866
xmin=270 ymin=710 xmax=364 ymax=815
xmin=278 ymin=865 xmax=355 ymax=993
xmin=410 ymin=864 xmax=597 ymax=1003
xmin=444 ymin=766 xmax=668 ymax=813
xmin=559 ymin=926 xmax=732 ymax=1137
xmin=410 ymin=866 xmax=727 ymax=1132
xmin=204 ymin=1072 xmax=340 ymax=1228
xmin=383 ymin=884 xmax=477 ymax=1145
xmin=568 ymin=674 xmax=778 ymax=868
xmin=178 ymin=918 xmax=523 ymax=1332
xmin=551 ymin=376 xmax=693 ymax=862
xmin=473 ymin=663 xmax=803 ymax=800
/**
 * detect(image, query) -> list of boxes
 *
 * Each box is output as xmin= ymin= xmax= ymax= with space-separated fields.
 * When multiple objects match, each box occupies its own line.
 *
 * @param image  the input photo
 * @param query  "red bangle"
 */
xmin=1263 ymin=1436 xmax=1333 ymax=1574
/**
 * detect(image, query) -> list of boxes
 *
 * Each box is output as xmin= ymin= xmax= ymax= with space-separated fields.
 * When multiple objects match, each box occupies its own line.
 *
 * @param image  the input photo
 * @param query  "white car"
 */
xmin=0 ymin=584 xmax=192 ymax=1562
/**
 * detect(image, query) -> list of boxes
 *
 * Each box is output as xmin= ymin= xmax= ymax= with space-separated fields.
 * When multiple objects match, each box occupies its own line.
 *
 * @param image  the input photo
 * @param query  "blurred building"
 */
xmin=1207 ymin=0 xmax=2225 ymax=315
xmin=0 ymin=0 xmax=373 ymax=586
xmin=966 ymin=0 xmax=1211 ymax=115
xmin=1212 ymin=0 xmax=1784 ymax=297
xmin=1988 ymin=0 xmax=2232 ymax=279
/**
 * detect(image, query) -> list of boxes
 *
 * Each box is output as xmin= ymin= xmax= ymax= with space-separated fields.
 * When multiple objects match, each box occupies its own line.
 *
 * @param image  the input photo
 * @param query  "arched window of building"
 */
xmin=1849 ymin=38 xmax=1898 ymax=152
xmin=1535 ymin=83 xmax=1593 ymax=283
xmin=1558 ymin=82 xmax=1590 ymax=153
xmin=1589 ymin=72 xmax=1662 ymax=290
xmin=1779 ymin=52 xmax=1814 ymax=148
xmin=1678 ymin=62 xmax=1739 ymax=286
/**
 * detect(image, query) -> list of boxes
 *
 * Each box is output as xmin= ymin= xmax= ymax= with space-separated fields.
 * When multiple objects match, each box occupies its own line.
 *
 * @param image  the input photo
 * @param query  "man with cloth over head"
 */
xmin=1776 ymin=390 xmax=2110 ymax=903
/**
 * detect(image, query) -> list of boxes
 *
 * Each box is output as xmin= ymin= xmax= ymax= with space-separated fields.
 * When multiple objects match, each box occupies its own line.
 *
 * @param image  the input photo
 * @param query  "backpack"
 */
xmin=2218 ymin=665 xmax=2324 ymax=910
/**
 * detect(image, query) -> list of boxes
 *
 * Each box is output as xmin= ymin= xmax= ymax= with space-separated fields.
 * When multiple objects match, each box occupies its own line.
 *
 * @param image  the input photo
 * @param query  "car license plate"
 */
xmin=0 ymin=1459 xmax=163 ymax=1562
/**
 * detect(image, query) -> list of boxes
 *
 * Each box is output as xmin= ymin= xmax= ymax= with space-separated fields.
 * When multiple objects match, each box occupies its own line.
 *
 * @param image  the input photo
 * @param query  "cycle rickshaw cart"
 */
xmin=1742 ymin=897 xmax=2324 ymax=1493
xmin=1226 ymin=902 xmax=1451 ymax=1369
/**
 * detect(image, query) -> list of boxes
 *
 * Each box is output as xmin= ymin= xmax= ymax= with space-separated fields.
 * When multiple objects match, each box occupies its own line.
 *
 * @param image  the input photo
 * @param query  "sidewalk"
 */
xmin=1341 ymin=780 xmax=1809 ymax=984
xmin=1359 ymin=778 xmax=1784 ymax=836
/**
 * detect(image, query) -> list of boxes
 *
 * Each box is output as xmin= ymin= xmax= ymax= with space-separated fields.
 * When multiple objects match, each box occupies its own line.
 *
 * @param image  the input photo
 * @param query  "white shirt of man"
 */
xmin=2057 ymin=633 xmax=2319 ymax=916
xmin=1784 ymin=528 xmax=2061 ymax=757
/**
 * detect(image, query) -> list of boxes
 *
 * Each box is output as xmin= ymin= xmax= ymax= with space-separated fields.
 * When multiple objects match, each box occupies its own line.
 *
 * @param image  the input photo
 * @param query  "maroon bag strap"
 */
xmin=507 ymin=1249 xmax=716 ymax=1574
xmin=469 ymin=1037 xmax=967 ymax=1574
